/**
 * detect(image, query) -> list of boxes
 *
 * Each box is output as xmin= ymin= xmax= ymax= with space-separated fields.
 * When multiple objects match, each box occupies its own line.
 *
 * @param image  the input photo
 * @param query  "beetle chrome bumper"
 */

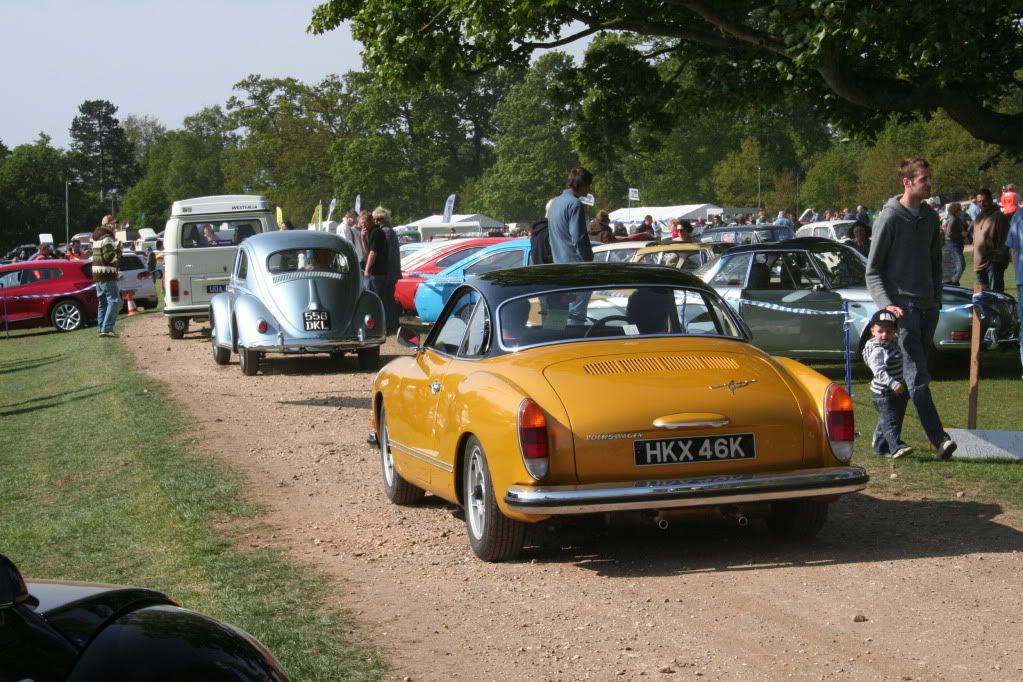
xmin=504 ymin=466 xmax=868 ymax=515
xmin=245 ymin=337 xmax=385 ymax=353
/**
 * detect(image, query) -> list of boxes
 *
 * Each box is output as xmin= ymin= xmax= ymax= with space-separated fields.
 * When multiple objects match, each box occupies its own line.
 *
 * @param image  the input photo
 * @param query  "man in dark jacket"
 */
xmin=865 ymin=157 xmax=956 ymax=460
xmin=528 ymin=198 xmax=555 ymax=265
xmin=371 ymin=207 xmax=403 ymax=334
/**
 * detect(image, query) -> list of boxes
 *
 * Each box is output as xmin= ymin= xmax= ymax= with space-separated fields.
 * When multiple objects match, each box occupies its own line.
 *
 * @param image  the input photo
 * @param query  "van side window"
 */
xmin=182 ymin=221 xmax=259 ymax=248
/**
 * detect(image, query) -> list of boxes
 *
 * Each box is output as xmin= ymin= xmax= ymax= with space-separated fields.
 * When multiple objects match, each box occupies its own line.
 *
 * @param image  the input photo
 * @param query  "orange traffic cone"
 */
xmin=125 ymin=292 xmax=139 ymax=316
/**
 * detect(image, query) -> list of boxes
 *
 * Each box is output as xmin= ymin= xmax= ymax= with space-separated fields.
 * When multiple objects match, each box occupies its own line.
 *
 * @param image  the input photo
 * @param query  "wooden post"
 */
xmin=967 ymin=283 xmax=982 ymax=429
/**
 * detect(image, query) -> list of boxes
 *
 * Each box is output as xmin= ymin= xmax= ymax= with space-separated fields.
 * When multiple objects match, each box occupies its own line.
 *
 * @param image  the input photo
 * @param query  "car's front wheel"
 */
xmin=463 ymin=436 xmax=526 ymax=562
xmin=357 ymin=345 xmax=380 ymax=371
xmin=766 ymin=499 xmax=828 ymax=539
xmin=168 ymin=317 xmax=188 ymax=339
xmin=378 ymin=405 xmax=425 ymax=505
xmin=51 ymin=299 xmax=85 ymax=332
xmin=239 ymin=347 xmax=260 ymax=376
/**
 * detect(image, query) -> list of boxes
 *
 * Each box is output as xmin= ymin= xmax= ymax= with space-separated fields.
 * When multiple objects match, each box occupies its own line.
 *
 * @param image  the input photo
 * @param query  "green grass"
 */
xmin=0 ymin=320 xmax=385 ymax=682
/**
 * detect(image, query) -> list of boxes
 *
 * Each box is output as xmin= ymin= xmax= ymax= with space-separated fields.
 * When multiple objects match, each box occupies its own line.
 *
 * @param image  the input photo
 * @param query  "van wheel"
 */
xmin=240 ymin=347 xmax=260 ymax=376
xmin=169 ymin=317 xmax=189 ymax=339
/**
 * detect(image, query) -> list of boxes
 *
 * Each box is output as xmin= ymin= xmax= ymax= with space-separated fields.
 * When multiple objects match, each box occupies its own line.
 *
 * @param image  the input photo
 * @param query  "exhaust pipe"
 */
xmin=735 ymin=512 xmax=749 ymax=528
xmin=656 ymin=518 xmax=670 ymax=530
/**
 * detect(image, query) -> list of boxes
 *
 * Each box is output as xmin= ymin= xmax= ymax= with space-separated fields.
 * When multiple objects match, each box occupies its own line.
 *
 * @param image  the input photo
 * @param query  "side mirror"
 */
xmin=396 ymin=326 xmax=421 ymax=350
xmin=0 ymin=554 xmax=29 ymax=610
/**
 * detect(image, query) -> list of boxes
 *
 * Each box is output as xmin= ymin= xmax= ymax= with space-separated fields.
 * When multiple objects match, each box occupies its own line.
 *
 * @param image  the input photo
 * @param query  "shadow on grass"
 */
xmin=0 ymin=353 xmax=67 ymax=375
xmin=0 ymin=328 xmax=63 ymax=341
xmin=0 ymin=383 xmax=111 ymax=418
xmin=485 ymin=492 xmax=1023 ymax=574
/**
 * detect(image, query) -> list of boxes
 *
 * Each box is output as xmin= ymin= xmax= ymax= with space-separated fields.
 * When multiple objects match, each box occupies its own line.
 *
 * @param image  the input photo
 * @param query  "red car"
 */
xmin=395 ymin=237 xmax=509 ymax=312
xmin=0 ymin=260 xmax=98 ymax=332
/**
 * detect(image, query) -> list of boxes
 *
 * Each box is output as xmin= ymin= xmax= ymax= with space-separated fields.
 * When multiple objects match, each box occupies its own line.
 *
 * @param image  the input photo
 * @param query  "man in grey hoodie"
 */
xmin=865 ymin=157 xmax=957 ymax=460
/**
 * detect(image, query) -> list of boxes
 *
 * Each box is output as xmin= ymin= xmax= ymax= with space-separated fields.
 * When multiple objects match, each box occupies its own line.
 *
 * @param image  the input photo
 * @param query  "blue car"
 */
xmin=414 ymin=239 xmax=532 ymax=322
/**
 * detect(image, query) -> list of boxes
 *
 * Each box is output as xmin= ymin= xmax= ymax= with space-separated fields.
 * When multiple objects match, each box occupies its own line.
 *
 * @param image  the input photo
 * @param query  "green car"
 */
xmin=697 ymin=238 xmax=1019 ymax=362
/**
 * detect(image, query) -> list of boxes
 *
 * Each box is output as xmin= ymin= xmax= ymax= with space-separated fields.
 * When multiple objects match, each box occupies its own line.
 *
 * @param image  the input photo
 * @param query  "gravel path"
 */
xmin=126 ymin=312 xmax=1023 ymax=681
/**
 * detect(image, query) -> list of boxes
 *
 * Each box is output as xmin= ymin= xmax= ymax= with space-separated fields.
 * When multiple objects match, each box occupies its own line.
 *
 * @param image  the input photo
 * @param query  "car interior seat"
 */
xmin=236 ymin=224 xmax=256 ymax=242
xmin=747 ymin=262 xmax=771 ymax=289
xmin=626 ymin=288 xmax=672 ymax=334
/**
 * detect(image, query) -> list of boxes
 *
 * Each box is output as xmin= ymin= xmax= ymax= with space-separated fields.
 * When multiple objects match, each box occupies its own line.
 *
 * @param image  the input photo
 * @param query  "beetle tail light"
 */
xmin=824 ymin=383 xmax=855 ymax=462
xmin=168 ymin=278 xmax=179 ymax=300
xmin=257 ymin=319 xmax=268 ymax=334
xmin=364 ymin=314 xmax=376 ymax=330
xmin=518 ymin=399 xmax=549 ymax=480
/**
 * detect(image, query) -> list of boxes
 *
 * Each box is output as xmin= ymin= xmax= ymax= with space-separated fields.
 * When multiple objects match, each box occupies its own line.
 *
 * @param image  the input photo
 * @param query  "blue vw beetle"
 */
xmin=210 ymin=231 xmax=386 ymax=375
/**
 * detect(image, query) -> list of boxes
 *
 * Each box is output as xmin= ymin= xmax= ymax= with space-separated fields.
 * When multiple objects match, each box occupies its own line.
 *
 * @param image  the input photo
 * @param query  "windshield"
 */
xmin=497 ymin=285 xmax=745 ymax=350
xmin=810 ymin=246 xmax=866 ymax=288
xmin=267 ymin=248 xmax=351 ymax=274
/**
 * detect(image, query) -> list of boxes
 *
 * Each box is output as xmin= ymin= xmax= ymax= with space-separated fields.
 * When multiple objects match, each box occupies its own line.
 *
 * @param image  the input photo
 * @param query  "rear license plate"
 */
xmin=206 ymin=284 xmax=226 ymax=294
xmin=303 ymin=310 xmax=331 ymax=331
xmin=634 ymin=433 xmax=755 ymax=466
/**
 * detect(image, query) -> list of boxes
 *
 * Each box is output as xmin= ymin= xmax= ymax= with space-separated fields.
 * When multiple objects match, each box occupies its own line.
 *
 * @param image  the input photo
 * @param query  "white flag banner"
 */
xmin=442 ymin=193 xmax=456 ymax=223
xmin=326 ymin=197 xmax=337 ymax=223
xmin=580 ymin=193 xmax=595 ymax=206
xmin=354 ymin=194 xmax=361 ymax=214
xmin=628 ymin=187 xmax=640 ymax=201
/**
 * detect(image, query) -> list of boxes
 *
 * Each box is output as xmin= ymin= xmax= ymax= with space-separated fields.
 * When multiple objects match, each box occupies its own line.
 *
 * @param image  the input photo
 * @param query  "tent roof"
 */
xmin=407 ymin=213 xmax=505 ymax=229
xmin=608 ymin=204 xmax=722 ymax=223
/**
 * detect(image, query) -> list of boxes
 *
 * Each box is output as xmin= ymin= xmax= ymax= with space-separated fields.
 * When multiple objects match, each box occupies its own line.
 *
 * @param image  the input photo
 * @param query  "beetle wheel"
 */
xmin=51 ymin=299 xmax=85 ymax=332
xmin=378 ymin=405 xmax=425 ymax=505
xmin=357 ymin=345 xmax=380 ymax=371
xmin=239 ymin=347 xmax=260 ymax=376
xmin=169 ymin=317 xmax=188 ymax=339
xmin=463 ymin=436 xmax=526 ymax=562
xmin=766 ymin=499 xmax=829 ymax=540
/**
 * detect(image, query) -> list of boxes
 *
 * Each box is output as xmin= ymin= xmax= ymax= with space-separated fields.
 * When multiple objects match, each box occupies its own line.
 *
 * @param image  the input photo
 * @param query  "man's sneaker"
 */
xmin=937 ymin=438 xmax=957 ymax=460
xmin=892 ymin=445 xmax=913 ymax=459
xmin=100 ymin=331 xmax=119 ymax=338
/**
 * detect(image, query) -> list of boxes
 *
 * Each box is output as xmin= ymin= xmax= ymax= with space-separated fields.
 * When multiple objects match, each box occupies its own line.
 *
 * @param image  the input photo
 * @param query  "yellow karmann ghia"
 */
xmin=370 ymin=263 xmax=868 ymax=561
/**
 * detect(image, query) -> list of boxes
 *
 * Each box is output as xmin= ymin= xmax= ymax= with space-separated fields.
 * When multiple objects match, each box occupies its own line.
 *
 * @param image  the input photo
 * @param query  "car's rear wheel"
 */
xmin=766 ymin=499 xmax=829 ymax=540
xmin=463 ymin=436 xmax=525 ymax=562
xmin=357 ymin=345 xmax=380 ymax=371
xmin=378 ymin=405 xmax=425 ymax=505
xmin=169 ymin=317 xmax=188 ymax=339
xmin=51 ymin=299 xmax=85 ymax=332
xmin=210 ymin=313 xmax=231 ymax=365
xmin=239 ymin=347 xmax=260 ymax=376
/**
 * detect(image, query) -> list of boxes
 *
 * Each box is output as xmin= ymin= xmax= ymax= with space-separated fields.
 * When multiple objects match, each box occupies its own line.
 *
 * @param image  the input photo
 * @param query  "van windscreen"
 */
xmin=181 ymin=221 xmax=258 ymax=248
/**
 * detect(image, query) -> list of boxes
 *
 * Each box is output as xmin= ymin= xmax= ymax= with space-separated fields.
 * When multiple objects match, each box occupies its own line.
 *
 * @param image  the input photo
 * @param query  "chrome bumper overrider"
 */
xmin=504 ymin=466 xmax=869 ymax=515
xmin=245 ymin=338 xmax=385 ymax=353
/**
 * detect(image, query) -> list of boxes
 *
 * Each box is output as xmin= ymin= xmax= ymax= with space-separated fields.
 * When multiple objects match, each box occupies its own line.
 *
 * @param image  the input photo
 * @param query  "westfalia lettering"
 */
xmin=638 ymin=435 xmax=753 ymax=465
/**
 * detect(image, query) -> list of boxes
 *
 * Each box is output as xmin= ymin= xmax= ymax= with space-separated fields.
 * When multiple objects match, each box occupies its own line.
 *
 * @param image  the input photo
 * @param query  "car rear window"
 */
xmin=267 ymin=248 xmax=351 ymax=274
xmin=120 ymin=255 xmax=144 ymax=270
xmin=181 ymin=221 xmax=259 ymax=248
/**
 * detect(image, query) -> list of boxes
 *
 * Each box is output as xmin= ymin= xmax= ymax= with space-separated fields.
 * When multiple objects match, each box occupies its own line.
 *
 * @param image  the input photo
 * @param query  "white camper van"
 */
xmin=163 ymin=195 xmax=276 ymax=338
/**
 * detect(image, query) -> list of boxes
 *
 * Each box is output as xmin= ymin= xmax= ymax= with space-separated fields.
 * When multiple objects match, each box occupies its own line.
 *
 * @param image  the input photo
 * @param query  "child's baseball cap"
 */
xmin=868 ymin=309 xmax=898 ymax=330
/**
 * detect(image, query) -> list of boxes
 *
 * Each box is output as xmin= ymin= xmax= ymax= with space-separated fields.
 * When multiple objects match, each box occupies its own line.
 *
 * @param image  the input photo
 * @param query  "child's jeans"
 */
xmin=871 ymin=390 xmax=909 ymax=454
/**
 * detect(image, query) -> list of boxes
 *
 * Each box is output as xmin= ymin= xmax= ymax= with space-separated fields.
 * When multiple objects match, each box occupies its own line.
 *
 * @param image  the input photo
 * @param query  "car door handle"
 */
xmin=429 ymin=381 xmax=442 ymax=395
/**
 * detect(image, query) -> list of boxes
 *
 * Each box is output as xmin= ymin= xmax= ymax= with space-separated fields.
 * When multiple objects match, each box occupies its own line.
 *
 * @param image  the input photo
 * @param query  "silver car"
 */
xmin=209 ymin=231 xmax=386 ymax=375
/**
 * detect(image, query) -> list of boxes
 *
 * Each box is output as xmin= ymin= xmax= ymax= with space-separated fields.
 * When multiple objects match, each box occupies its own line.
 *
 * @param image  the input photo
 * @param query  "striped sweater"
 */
xmin=862 ymin=338 xmax=905 ymax=395
xmin=90 ymin=226 xmax=120 ymax=281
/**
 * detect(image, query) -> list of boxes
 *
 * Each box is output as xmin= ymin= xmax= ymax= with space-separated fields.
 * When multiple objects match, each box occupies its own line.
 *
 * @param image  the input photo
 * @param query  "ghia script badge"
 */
xmin=709 ymin=379 xmax=756 ymax=395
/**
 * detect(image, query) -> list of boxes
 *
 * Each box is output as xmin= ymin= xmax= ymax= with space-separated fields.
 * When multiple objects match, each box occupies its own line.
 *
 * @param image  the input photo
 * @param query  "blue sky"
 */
xmin=0 ymin=1 xmax=362 ymax=149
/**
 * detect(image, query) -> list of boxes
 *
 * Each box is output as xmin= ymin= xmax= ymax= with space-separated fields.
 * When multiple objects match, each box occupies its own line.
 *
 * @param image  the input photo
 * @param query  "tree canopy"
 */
xmin=308 ymin=1 xmax=1023 ymax=153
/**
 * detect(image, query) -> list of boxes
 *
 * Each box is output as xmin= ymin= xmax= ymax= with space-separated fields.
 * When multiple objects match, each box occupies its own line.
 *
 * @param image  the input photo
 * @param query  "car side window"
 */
xmin=429 ymin=290 xmax=480 ymax=355
xmin=0 ymin=270 xmax=22 ymax=288
xmin=709 ymin=253 xmax=752 ymax=286
xmin=459 ymin=297 xmax=491 ymax=358
xmin=464 ymin=250 xmax=524 ymax=275
xmin=436 ymin=246 xmax=485 ymax=269
xmin=784 ymin=252 xmax=823 ymax=288
xmin=235 ymin=250 xmax=248 ymax=280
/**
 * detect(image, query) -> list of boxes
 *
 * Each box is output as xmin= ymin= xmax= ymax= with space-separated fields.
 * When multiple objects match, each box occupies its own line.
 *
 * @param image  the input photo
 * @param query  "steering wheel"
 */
xmin=584 ymin=315 xmax=632 ymax=337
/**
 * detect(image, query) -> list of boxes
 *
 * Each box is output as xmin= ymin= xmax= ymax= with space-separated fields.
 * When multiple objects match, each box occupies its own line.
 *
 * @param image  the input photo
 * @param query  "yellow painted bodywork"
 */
xmin=375 ymin=337 xmax=845 ymax=524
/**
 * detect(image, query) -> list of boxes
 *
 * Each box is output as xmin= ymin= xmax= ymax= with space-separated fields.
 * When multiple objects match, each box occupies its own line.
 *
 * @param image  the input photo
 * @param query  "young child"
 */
xmin=862 ymin=309 xmax=913 ymax=459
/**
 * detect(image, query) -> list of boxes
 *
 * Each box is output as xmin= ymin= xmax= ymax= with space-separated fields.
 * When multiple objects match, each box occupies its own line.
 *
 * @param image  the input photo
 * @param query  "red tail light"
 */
xmin=257 ymin=319 xmax=268 ymax=334
xmin=168 ymin=278 xmax=179 ymax=299
xmin=518 ymin=399 xmax=549 ymax=479
xmin=364 ymin=314 xmax=376 ymax=329
xmin=824 ymin=383 xmax=855 ymax=462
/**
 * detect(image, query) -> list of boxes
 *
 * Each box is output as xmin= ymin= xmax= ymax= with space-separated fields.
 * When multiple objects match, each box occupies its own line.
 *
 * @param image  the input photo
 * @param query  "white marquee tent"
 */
xmin=405 ymin=213 xmax=506 ymax=240
xmin=608 ymin=204 xmax=723 ymax=225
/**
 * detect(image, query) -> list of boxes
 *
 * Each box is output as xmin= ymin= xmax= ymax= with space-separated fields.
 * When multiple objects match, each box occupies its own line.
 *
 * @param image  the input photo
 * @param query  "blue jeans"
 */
xmin=976 ymin=262 xmax=1007 ymax=292
xmin=871 ymin=391 xmax=909 ymax=454
xmin=1018 ymin=285 xmax=1023 ymax=373
xmin=897 ymin=305 xmax=948 ymax=447
xmin=95 ymin=280 xmax=120 ymax=333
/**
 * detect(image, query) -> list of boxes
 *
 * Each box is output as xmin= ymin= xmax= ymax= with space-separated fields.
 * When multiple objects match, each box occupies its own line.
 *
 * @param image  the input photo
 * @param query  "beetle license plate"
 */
xmin=303 ymin=311 xmax=331 ymax=331
xmin=634 ymin=433 xmax=755 ymax=466
xmin=206 ymin=284 xmax=226 ymax=294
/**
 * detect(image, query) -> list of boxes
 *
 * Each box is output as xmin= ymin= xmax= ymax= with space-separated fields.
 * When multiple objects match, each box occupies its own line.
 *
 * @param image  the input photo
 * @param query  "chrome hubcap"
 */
xmin=466 ymin=447 xmax=486 ymax=538
xmin=381 ymin=414 xmax=395 ymax=487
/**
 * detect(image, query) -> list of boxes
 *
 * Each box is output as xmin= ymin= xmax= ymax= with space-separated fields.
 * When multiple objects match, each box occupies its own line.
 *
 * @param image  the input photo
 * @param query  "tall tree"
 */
xmin=309 ymin=1 xmax=1023 ymax=153
xmin=69 ymin=99 xmax=137 ymax=197
xmin=122 ymin=114 xmax=167 ymax=173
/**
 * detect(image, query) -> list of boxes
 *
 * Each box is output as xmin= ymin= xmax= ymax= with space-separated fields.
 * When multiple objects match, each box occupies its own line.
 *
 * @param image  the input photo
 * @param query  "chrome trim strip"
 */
xmin=653 ymin=418 xmax=730 ymax=429
xmin=389 ymin=438 xmax=455 ymax=474
xmin=504 ymin=466 xmax=868 ymax=515
xmin=245 ymin=338 xmax=385 ymax=352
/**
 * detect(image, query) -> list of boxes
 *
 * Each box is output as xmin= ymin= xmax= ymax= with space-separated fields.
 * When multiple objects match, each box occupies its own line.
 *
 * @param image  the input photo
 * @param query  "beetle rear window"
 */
xmin=267 ymin=248 xmax=351 ymax=274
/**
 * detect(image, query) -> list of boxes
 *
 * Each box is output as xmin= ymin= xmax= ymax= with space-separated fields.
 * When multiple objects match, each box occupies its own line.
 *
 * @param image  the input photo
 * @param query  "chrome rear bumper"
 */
xmin=504 ymin=466 xmax=868 ymax=515
xmin=246 ymin=337 xmax=385 ymax=353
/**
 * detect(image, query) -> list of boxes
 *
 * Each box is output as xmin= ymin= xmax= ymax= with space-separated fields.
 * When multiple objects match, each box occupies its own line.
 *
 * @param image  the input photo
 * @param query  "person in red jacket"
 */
xmin=1000 ymin=184 xmax=1019 ymax=216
